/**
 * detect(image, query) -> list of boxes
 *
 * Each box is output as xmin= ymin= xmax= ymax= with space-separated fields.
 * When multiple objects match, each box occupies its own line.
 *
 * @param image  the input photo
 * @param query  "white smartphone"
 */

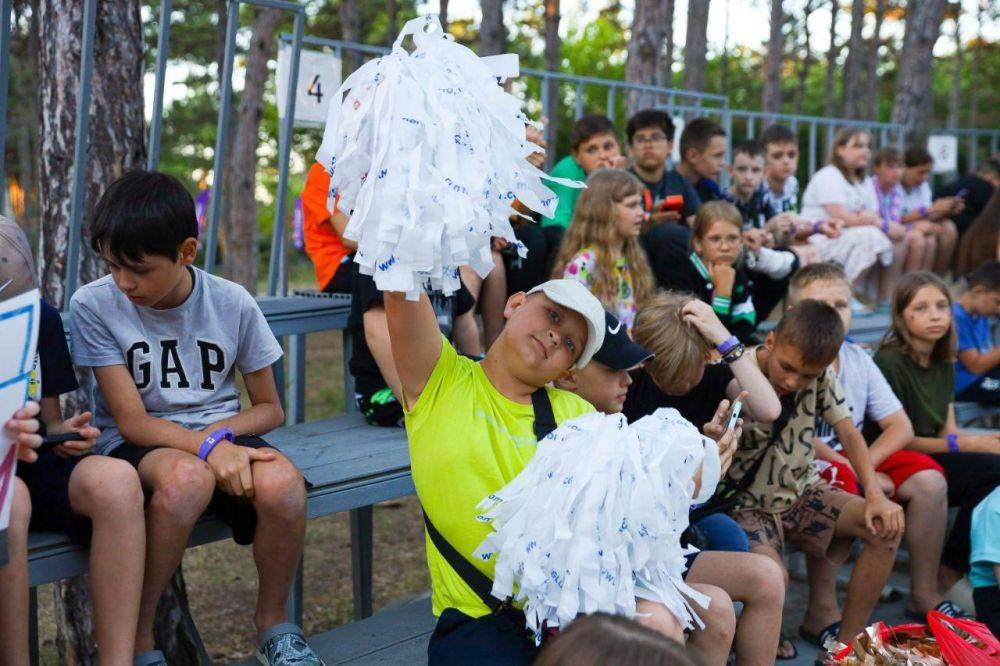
xmin=726 ymin=400 xmax=743 ymax=433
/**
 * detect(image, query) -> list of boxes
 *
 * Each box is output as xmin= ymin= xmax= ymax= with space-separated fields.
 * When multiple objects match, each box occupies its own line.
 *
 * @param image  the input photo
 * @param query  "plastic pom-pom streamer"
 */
xmin=473 ymin=409 xmax=721 ymax=642
xmin=316 ymin=15 xmax=583 ymax=299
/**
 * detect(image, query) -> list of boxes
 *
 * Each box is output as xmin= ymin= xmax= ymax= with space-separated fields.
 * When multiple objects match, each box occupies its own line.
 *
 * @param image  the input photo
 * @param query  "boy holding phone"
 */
xmin=898 ymin=147 xmax=962 ymax=275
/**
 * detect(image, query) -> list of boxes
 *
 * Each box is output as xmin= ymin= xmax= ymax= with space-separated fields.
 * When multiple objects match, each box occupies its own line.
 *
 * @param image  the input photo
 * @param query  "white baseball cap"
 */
xmin=527 ymin=280 xmax=606 ymax=367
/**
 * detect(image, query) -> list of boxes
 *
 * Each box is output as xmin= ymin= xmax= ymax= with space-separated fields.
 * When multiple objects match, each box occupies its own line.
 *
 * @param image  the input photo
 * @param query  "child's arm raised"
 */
xmin=383 ymin=291 xmax=445 ymax=408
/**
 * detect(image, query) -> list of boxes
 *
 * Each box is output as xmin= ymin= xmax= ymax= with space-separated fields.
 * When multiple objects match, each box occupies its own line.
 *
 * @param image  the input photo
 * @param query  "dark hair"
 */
xmin=626 ymin=109 xmax=676 ymax=145
xmin=679 ymin=118 xmax=726 ymax=162
xmin=904 ymin=146 xmax=934 ymax=168
xmin=534 ymin=613 xmax=697 ymax=666
xmin=774 ymin=300 xmax=845 ymax=367
xmin=760 ymin=124 xmax=796 ymax=149
xmin=873 ymin=147 xmax=903 ymax=167
xmin=90 ymin=170 xmax=198 ymax=265
xmin=881 ymin=271 xmax=956 ymax=364
xmin=967 ymin=260 xmax=1000 ymax=291
xmin=956 ymin=188 xmax=1000 ymax=276
xmin=570 ymin=114 xmax=618 ymax=151
xmin=976 ymin=155 xmax=1000 ymax=178
xmin=732 ymin=140 xmax=764 ymax=161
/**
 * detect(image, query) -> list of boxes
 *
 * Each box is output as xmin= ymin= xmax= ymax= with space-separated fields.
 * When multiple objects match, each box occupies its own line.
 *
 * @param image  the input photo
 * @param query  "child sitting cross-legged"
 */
xmin=645 ymin=201 xmax=757 ymax=343
xmin=874 ymin=271 xmax=1000 ymax=592
xmin=69 ymin=171 xmax=320 ymax=666
xmin=953 ymin=260 xmax=1000 ymax=408
xmin=786 ymin=263 xmax=964 ymax=648
xmin=559 ymin=310 xmax=785 ymax=665
xmin=726 ymin=301 xmax=905 ymax=658
xmin=552 ymin=169 xmax=655 ymax=332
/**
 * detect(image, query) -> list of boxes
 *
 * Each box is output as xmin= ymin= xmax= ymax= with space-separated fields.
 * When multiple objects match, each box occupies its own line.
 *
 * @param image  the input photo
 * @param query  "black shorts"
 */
xmin=428 ymin=607 xmax=538 ymax=665
xmin=16 ymin=447 xmax=93 ymax=546
xmin=109 ymin=434 xmax=277 ymax=546
xmin=356 ymin=387 xmax=404 ymax=428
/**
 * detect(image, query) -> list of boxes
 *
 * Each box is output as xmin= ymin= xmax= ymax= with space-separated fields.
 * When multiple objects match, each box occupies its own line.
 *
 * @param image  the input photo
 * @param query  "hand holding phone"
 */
xmin=955 ymin=188 xmax=968 ymax=199
xmin=726 ymin=400 xmax=743 ymax=433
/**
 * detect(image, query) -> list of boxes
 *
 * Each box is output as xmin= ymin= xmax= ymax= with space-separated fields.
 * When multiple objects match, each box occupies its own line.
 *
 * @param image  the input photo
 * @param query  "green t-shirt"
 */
xmin=405 ymin=337 xmax=595 ymax=618
xmin=873 ymin=347 xmax=955 ymax=438
xmin=541 ymin=155 xmax=587 ymax=228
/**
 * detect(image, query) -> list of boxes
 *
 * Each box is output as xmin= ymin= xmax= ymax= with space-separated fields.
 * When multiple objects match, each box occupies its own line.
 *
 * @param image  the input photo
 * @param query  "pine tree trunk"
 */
xmin=762 ymin=0 xmax=784 ymax=114
xmin=656 ymin=0 xmax=676 ymax=92
xmin=478 ymin=0 xmax=506 ymax=56
xmin=339 ymin=0 xmax=362 ymax=73
xmin=387 ymin=0 xmax=399 ymax=43
xmin=38 ymin=2 xmax=208 ymax=663
xmin=841 ymin=0 xmax=866 ymax=119
xmin=543 ymin=0 xmax=560 ymax=146
xmin=682 ymin=0 xmax=711 ymax=93
xmin=822 ymin=0 xmax=840 ymax=115
xmin=792 ymin=0 xmax=814 ymax=116
xmin=946 ymin=9 xmax=961 ymax=130
xmin=221 ymin=7 xmax=281 ymax=293
xmin=968 ymin=2 xmax=983 ymax=128
xmin=864 ymin=0 xmax=885 ymax=121
xmin=440 ymin=0 xmax=449 ymax=31
xmin=626 ymin=0 xmax=667 ymax=115
xmin=891 ymin=0 xmax=948 ymax=144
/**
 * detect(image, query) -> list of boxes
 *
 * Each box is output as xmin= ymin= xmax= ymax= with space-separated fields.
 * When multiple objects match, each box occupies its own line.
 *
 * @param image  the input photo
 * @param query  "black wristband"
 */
xmin=722 ymin=343 xmax=745 ymax=364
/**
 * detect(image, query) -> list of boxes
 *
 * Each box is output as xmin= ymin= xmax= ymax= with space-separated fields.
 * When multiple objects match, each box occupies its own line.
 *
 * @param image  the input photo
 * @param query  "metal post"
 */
xmin=343 ymin=328 xmax=356 ymax=412
xmin=0 ymin=0 xmax=12 ymax=210
xmin=204 ymin=0 xmax=239 ymax=275
xmin=879 ymin=126 xmax=888 ymax=149
xmin=29 ymin=588 xmax=38 ymax=666
xmin=287 ymin=333 xmax=306 ymax=424
xmin=351 ymin=506 xmax=375 ymax=620
xmin=268 ymin=9 xmax=304 ymax=295
xmin=827 ymin=124 xmax=836 ymax=155
xmin=969 ymin=134 xmax=978 ymax=172
xmin=285 ymin=554 xmax=304 ymax=625
xmin=808 ymin=122 xmax=817 ymax=177
xmin=147 ymin=0 xmax=172 ymax=170
xmin=606 ymin=86 xmax=616 ymax=123
xmin=272 ymin=353 xmax=286 ymax=411
xmin=574 ymin=80 xmax=584 ymax=119
xmin=747 ymin=117 xmax=755 ymax=139
xmin=63 ymin=0 xmax=98 ymax=305
xmin=540 ymin=72 xmax=551 ymax=145
xmin=990 ymin=132 xmax=998 ymax=158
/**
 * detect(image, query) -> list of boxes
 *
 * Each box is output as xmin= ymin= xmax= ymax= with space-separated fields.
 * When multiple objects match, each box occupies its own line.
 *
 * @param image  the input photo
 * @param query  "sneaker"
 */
xmin=134 ymin=650 xmax=167 ymax=666
xmin=256 ymin=623 xmax=324 ymax=666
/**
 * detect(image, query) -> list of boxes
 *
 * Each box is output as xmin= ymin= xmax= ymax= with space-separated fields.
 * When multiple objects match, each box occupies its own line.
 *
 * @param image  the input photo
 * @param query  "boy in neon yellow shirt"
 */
xmin=387 ymin=280 xmax=698 ymax=663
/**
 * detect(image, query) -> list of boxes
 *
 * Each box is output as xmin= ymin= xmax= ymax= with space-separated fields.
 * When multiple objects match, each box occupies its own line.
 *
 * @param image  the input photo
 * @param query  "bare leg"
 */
xmin=902 ymin=231 xmax=929 ymax=273
xmin=686 ymin=551 xmax=784 ymax=665
xmin=0 ymin=479 xmax=31 ymax=665
xmin=896 ymin=470 xmax=948 ymax=613
xmin=480 ymin=250 xmax=508 ymax=349
xmin=134 ymin=449 xmax=216 ymax=653
xmin=635 ymin=598 xmax=684 ymax=643
xmin=801 ymin=555 xmax=842 ymax=635
xmin=833 ymin=497 xmax=901 ymax=647
xmin=685 ymin=583 xmax=737 ymax=666
xmin=249 ymin=452 xmax=307 ymax=638
xmin=921 ymin=232 xmax=939 ymax=271
xmin=932 ymin=220 xmax=958 ymax=276
xmin=69 ymin=457 xmax=146 ymax=665
xmin=879 ymin=238 xmax=908 ymax=303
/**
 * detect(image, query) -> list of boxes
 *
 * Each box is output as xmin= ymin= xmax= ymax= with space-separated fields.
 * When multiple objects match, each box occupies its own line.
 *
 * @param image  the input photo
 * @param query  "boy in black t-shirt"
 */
xmin=350 ymin=272 xmax=478 ymax=427
xmin=0 ymin=217 xmax=145 ymax=663
xmin=676 ymin=118 xmax=729 ymax=206
xmin=626 ymin=109 xmax=702 ymax=228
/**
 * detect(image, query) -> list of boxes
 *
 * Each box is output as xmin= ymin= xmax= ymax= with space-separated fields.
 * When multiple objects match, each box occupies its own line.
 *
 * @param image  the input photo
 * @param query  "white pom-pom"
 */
xmin=473 ymin=409 xmax=721 ymax=642
xmin=316 ymin=15 xmax=583 ymax=299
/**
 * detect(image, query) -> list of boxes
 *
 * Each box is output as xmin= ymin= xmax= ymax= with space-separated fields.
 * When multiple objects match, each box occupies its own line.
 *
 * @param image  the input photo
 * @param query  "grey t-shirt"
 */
xmin=815 ymin=341 xmax=903 ymax=449
xmin=70 ymin=267 xmax=283 ymax=455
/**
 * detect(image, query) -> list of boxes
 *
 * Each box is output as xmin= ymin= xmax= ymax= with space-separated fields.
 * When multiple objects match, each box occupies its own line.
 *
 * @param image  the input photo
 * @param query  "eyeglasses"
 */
xmin=632 ymin=134 xmax=669 ymax=146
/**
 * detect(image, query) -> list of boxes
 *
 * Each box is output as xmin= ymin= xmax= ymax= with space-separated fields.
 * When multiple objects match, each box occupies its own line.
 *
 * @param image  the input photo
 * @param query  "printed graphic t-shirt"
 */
xmin=70 ymin=267 xmax=283 ymax=454
xmin=405 ymin=338 xmax=595 ymax=618
xmin=728 ymin=347 xmax=851 ymax=513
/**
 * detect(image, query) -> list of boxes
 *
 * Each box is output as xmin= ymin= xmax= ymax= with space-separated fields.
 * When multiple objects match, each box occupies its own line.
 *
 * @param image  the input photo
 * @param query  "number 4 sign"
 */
xmin=277 ymin=43 xmax=342 ymax=127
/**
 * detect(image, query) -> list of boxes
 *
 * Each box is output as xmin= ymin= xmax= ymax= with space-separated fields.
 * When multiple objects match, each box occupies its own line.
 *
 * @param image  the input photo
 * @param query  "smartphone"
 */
xmin=40 ymin=432 xmax=80 ymax=448
xmin=726 ymin=400 xmax=743 ymax=433
xmin=955 ymin=188 xmax=968 ymax=199
xmin=660 ymin=195 xmax=684 ymax=213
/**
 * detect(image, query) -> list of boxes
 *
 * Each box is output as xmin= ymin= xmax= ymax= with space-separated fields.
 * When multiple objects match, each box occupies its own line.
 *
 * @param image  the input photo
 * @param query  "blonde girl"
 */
xmin=553 ymin=169 xmax=655 ymax=330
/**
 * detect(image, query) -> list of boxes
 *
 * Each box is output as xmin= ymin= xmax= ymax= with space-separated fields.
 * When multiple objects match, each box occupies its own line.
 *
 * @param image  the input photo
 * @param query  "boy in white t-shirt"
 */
xmin=897 ymin=147 xmax=963 ymax=276
xmin=787 ymin=263 xmax=966 ymax=645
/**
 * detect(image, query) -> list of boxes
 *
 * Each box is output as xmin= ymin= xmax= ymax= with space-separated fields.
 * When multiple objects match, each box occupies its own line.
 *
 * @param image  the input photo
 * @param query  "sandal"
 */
xmin=905 ymin=600 xmax=973 ymax=621
xmin=776 ymin=634 xmax=798 ymax=660
xmin=798 ymin=621 xmax=841 ymax=650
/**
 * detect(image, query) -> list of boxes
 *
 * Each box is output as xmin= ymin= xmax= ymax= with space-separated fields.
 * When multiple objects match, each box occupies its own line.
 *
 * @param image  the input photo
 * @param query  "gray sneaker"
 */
xmin=256 ymin=623 xmax=324 ymax=666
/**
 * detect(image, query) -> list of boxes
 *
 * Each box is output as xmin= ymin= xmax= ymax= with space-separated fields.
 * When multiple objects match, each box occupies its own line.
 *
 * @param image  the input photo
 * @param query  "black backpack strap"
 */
xmin=420 ymin=387 xmax=556 ymax=614
xmin=531 ymin=387 xmax=557 ymax=440
xmin=423 ymin=512 xmax=504 ymax=613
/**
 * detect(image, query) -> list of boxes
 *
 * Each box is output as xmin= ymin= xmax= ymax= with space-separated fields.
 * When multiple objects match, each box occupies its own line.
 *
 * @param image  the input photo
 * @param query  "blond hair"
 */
xmin=692 ymin=200 xmax=743 ymax=241
xmin=829 ymin=127 xmax=871 ymax=183
xmin=787 ymin=262 xmax=849 ymax=305
xmin=552 ymin=169 xmax=655 ymax=309
xmin=632 ymin=291 xmax=710 ymax=391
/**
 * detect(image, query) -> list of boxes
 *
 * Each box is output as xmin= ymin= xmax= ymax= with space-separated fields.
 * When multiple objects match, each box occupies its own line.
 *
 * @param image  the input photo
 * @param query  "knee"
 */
xmin=940 ymin=220 xmax=958 ymax=241
xmin=253 ymin=457 xmax=305 ymax=517
xmin=638 ymin=602 xmax=685 ymax=642
xmin=905 ymin=469 xmax=948 ymax=504
xmin=72 ymin=459 xmax=144 ymax=515
xmin=745 ymin=553 xmax=787 ymax=605
xmin=699 ymin=587 xmax=737 ymax=646
xmin=152 ymin=457 xmax=215 ymax=522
